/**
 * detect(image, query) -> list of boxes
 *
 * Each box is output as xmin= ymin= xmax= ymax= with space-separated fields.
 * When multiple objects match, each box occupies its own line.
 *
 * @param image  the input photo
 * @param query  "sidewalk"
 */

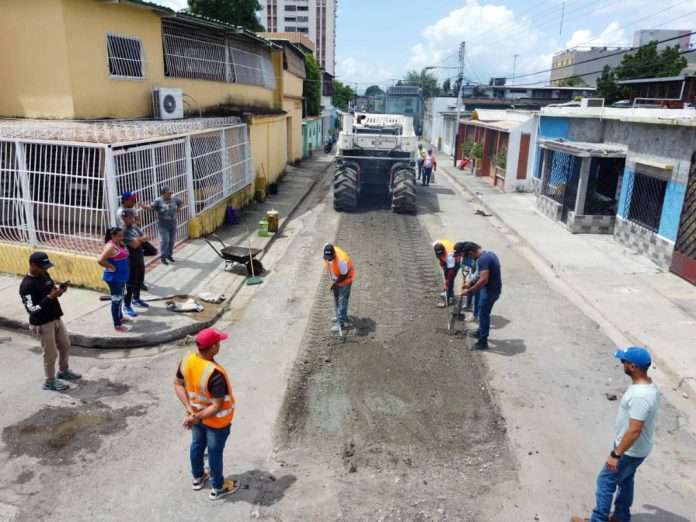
xmin=0 ymin=154 xmax=333 ymax=348
xmin=435 ymin=150 xmax=696 ymax=395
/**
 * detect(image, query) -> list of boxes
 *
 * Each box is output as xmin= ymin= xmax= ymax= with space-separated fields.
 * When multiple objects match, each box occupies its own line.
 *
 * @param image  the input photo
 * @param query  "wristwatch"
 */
xmin=610 ymin=450 xmax=622 ymax=459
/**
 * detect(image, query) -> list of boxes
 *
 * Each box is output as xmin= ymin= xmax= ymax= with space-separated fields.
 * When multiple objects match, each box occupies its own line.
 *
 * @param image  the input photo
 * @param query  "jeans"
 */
xmin=417 ymin=160 xmax=424 ymax=181
xmin=190 ymin=423 xmax=231 ymax=490
xmin=477 ymin=289 xmax=499 ymax=343
xmin=106 ymin=281 xmax=125 ymax=327
xmin=125 ymin=248 xmax=144 ymax=307
xmin=467 ymin=289 xmax=481 ymax=317
xmin=591 ymin=453 xmax=646 ymax=522
xmin=159 ymin=222 xmax=177 ymax=259
xmin=422 ymin=167 xmax=433 ymax=186
xmin=333 ymin=283 xmax=352 ymax=325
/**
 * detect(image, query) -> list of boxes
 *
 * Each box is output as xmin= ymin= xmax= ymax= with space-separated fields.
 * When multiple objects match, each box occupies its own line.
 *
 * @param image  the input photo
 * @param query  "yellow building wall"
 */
xmin=0 ymin=0 xmax=75 ymax=118
xmin=0 ymin=0 xmax=275 ymax=119
xmin=283 ymin=71 xmax=304 ymax=99
xmin=283 ymin=98 xmax=304 ymax=163
xmin=249 ymin=115 xmax=288 ymax=185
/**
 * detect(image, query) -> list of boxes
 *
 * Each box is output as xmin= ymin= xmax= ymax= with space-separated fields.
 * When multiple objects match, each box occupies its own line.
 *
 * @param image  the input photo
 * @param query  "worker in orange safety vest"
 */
xmin=174 ymin=327 xmax=238 ymax=500
xmin=433 ymin=239 xmax=460 ymax=307
xmin=324 ymin=243 xmax=355 ymax=332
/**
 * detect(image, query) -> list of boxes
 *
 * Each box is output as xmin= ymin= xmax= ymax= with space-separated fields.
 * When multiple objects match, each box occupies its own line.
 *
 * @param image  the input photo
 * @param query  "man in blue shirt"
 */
xmin=460 ymin=242 xmax=501 ymax=349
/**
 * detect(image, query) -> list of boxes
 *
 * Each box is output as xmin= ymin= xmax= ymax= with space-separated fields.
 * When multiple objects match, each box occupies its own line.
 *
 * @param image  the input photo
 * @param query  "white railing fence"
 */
xmin=0 ymin=124 xmax=253 ymax=256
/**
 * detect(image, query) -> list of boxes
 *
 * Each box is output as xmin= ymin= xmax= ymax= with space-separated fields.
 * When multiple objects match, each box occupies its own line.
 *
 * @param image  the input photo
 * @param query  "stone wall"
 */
xmin=614 ymin=215 xmax=675 ymax=268
xmin=536 ymin=194 xmax=563 ymax=222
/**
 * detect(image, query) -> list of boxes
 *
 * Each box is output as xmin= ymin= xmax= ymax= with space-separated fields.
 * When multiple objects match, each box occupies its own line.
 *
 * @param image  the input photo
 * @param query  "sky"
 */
xmin=158 ymin=0 xmax=696 ymax=92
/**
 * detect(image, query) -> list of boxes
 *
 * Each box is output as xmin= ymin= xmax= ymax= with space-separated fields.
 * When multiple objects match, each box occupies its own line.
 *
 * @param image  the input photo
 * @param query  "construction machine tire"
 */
xmin=391 ymin=168 xmax=417 ymax=214
xmin=333 ymin=165 xmax=359 ymax=211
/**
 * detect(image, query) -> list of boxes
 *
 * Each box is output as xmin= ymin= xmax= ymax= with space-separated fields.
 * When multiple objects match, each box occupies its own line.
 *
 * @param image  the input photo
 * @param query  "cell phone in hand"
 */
xmin=59 ymin=281 xmax=71 ymax=290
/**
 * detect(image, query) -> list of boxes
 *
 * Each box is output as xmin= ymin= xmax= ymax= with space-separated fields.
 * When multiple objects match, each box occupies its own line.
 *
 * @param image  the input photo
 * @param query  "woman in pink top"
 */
xmin=97 ymin=227 xmax=130 ymax=332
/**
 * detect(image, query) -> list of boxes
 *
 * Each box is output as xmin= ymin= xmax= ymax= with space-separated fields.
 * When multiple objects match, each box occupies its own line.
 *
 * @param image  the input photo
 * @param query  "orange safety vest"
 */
xmin=326 ymin=246 xmax=355 ymax=287
xmin=435 ymin=239 xmax=455 ymax=266
xmin=180 ymin=351 xmax=235 ymax=429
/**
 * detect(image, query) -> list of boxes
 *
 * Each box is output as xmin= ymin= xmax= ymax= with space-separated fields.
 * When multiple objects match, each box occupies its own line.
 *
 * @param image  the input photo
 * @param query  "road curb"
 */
xmin=2 ymin=160 xmax=332 ymax=349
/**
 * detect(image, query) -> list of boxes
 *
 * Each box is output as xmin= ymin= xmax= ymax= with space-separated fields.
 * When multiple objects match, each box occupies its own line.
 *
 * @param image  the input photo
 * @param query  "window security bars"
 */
xmin=542 ymin=151 xmax=577 ymax=204
xmin=162 ymin=27 xmax=276 ymax=90
xmin=626 ymin=172 xmax=668 ymax=232
xmin=107 ymin=34 xmax=144 ymax=79
xmin=0 ymin=125 xmax=253 ymax=256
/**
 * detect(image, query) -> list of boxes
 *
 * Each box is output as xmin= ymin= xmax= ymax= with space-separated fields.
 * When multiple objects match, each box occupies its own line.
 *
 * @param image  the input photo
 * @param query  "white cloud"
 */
xmin=335 ymin=56 xmax=395 ymax=91
xmin=156 ymin=0 xmax=188 ymax=10
xmin=406 ymin=0 xmax=549 ymax=83
xmin=564 ymin=22 xmax=627 ymax=50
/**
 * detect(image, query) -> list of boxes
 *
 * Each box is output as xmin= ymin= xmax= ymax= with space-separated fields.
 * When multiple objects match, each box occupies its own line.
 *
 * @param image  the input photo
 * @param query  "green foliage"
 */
xmin=365 ymin=85 xmax=384 ymax=96
xmin=557 ymin=76 xmax=587 ymax=87
xmin=332 ymin=80 xmax=355 ymax=111
xmin=188 ymin=0 xmax=264 ymax=31
xmin=442 ymin=78 xmax=452 ymax=95
xmin=459 ymin=138 xmax=474 ymax=158
xmin=303 ymin=52 xmax=321 ymax=116
xmin=403 ymin=69 xmax=441 ymax=97
xmin=596 ymin=41 xmax=687 ymax=103
xmin=471 ymin=143 xmax=483 ymax=160
xmin=495 ymin=147 xmax=507 ymax=169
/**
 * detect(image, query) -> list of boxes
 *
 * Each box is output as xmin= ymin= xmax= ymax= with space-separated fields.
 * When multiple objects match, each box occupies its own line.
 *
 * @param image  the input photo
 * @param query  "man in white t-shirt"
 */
xmin=572 ymin=346 xmax=660 ymax=522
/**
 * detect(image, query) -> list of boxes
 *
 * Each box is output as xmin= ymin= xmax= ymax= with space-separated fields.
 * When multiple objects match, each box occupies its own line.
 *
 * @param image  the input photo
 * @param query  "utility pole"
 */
xmin=512 ymin=54 xmax=519 ymax=85
xmin=454 ymin=41 xmax=466 ymax=166
xmin=559 ymin=1 xmax=565 ymax=36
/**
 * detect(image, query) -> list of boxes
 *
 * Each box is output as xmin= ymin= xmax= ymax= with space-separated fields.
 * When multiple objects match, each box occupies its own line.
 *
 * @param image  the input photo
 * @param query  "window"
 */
xmin=285 ymin=16 xmax=297 ymax=21
xmin=296 ymin=16 xmax=309 ymax=22
xmin=285 ymin=5 xmax=296 ymax=10
xmin=297 ymin=5 xmax=308 ymax=10
xmin=107 ymin=34 xmax=144 ymax=78
xmin=627 ymin=172 xmax=667 ymax=231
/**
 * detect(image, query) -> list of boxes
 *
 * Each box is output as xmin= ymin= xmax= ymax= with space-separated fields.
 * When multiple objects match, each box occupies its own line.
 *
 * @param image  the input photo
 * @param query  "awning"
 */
xmin=539 ymin=138 xmax=627 ymax=158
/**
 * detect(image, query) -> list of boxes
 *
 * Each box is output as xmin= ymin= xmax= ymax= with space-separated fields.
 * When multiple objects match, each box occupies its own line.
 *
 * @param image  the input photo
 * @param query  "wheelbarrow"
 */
xmin=203 ymin=235 xmax=264 ymax=276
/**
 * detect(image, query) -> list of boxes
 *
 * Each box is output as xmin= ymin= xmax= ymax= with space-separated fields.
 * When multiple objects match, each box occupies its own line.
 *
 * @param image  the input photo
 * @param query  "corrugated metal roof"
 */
xmin=617 ymin=75 xmax=687 ymax=85
xmin=539 ymin=138 xmax=627 ymax=157
xmin=541 ymin=106 xmax=696 ymax=126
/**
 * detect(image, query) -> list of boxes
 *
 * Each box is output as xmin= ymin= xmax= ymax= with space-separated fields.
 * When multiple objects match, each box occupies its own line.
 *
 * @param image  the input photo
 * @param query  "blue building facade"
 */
xmin=533 ymin=110 xmax=695 ymax=271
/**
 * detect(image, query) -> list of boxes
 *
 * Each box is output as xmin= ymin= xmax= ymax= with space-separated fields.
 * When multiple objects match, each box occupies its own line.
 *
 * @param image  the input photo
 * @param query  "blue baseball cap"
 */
xmin=614 ymin=346 xmax=652 ymax=369
xmin=121 ymin=191 xmax=137 ymax=202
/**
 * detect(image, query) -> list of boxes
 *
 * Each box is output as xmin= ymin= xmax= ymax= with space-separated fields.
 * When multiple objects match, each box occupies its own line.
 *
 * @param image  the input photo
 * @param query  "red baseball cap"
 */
xmin=195 ymin=328 xmax=229 ymax=350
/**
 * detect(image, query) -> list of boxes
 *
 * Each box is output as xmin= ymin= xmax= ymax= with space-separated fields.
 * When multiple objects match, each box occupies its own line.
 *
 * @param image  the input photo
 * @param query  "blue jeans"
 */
xmin=106 ymin=281 xmax=125 ymax=327
xmin=477 ymin=289 xmax=499 ymax=343
xmin=467 ymin=289 xmax=481 ymax=317
xmin=159 ymin=222 xmax=177 ymax=259
xmin=422 ymin=167 xmax=432 ymax=186
xmin=190 ymin=423 xmax=231 ymax=490
xmin=333 ymin=283 xmax=352 ymax=325
xmin=591 ymin=453 xmax=646 ymax=522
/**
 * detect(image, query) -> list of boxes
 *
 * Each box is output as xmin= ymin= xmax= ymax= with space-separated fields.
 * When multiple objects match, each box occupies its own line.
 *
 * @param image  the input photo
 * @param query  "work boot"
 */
xmin=161 ymin=257 xmax=169 ymax=266
xmin=209 ymin=479 xmax=240 ymax=500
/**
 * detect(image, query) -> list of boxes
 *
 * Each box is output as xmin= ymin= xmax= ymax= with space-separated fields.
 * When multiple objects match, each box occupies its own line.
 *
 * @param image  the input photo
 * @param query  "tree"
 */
xmin=556 ymin=76 xmax=587 ymax=87
xmin=402 ymin=69 xmax=441 ymax=97
xmin=442 ymin=78 xmax=452 ymax=95
xmin=187 ymin=0 xmax=264 ymax=31
xmin=596 ymin=65 xmax=625 ymax=104
xmin=365 ymin=85 xmax=384 ymax=96
xmin=332 ymin=80 xmax=355 ymax=111
xmin=303 ymin=53 xmax=321 ymax=116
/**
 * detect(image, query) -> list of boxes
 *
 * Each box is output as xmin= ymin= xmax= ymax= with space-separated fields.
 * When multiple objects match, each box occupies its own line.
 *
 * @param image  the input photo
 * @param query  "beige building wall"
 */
xmin=0 ymin=0 xmax=276 ymax=119
xmin=249 ymin=115 xmax=288 ymax=185
xmin=282 ymin=71 xmax=304 ymax=163
xmin=0 ymin=0 xmax=75 ymax=118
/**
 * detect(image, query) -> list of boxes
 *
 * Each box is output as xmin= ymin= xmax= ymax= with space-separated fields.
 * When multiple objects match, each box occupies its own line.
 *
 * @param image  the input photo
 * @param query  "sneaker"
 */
xmin=192 ymin=469 xmax=210 ymax=491
xmin=124 ymin=306 xmax=138 ymax=317
xmin=161 ymin=257 xmax=169 ymax=265
xmin=43 ymin=379 xmax=69 ymax=391
xmin=114 ymin=324 xmax=131 ymax=333
xmin=331 ymin=324 xmax=341 ymax=333
xmin=473 ymin=341 xmax=489 ymax=350
xmin=209 ymin=479 xmax=239 ymax=500
xmin=133 ymin=299 xmax=150 ymax=309
xmin=140 ymin=283 xmax=149 ymax=292
xmin=57 ymin=369 xmax=81 ymax=381
xmin=168 ymin=256 xmax=176 ymax=263
xmin=329 ymin=316 xmax=337 ymax=322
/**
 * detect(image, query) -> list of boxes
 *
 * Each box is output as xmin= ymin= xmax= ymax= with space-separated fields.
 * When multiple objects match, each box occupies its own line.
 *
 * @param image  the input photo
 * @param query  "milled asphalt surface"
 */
xmin=0 ymin=160 xmax=695 ymax=521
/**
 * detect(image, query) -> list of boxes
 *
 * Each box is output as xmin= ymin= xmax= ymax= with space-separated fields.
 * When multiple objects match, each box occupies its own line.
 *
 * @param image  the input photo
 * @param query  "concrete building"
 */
xmin=423 ymin=97 xmax=459 ymax=156
xmin=550 ymin=47 xmax=631 ymax=87
xmin=258 ymin=0 xmax=336 ymax=75
xmin=457 ymin=110 xmax=538 ymax=193
xmin=462 ymin=84 xmax=597 ymax=109
xmin=0 ymin=0 xmax=300 ymax=289
xmin=633 ymin=29 xmax=691 ymax=51
xmin=531 ymin=106 xmax=696 ymax=282
xmin=617 ymin=75 xmax=696 ymax=108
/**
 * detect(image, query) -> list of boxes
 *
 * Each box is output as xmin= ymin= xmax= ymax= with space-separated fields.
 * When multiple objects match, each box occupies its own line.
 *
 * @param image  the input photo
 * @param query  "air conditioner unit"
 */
xmin=152 ymin=88 xmax=184 ymax=120
xmin=580 ymin=98 xmax=605 ymax=108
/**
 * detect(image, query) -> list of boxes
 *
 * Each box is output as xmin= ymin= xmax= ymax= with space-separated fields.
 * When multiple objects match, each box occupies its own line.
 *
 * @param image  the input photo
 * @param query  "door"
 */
xmin=561 ymin=156 xmax=581 ymax=223
xmin=671 ymin=151 xmax=696 ymax=284
xmin=517 ymin=133 xmax=530 ymax=180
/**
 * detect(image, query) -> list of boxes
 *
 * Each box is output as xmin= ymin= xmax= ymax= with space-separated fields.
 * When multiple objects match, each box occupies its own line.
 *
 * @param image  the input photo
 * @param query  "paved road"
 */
xmin=1 ymin=168 xmax=695 ymax=521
